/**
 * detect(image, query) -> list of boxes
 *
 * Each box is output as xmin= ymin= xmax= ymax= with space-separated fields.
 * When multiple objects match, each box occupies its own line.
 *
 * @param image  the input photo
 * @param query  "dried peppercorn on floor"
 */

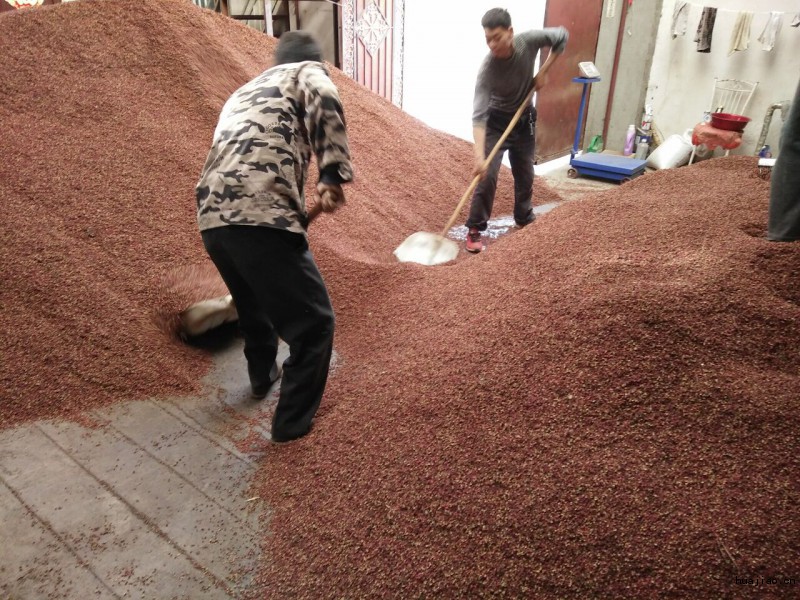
xmin=3 ymin=2 xmax=799 ymax=599
xmin=0 ymin=168 xmax=613 ymax=599
xmin=0 ymin=331 xmax=286 ymax=599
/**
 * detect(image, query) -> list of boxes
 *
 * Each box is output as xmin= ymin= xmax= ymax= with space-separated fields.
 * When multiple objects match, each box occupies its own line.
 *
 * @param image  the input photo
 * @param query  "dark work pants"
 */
xmin=768 ymin=78 xmax=800 ymax=241
xmin=466 ymin=108 xmax=536 ymax=231
xmin=201 ymin=225 xmax=334 ymax=441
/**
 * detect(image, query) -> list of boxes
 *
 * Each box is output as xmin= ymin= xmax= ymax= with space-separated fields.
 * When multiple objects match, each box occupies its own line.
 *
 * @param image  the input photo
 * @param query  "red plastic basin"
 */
xmin=710 ymin=113 xmax=751 ymax=132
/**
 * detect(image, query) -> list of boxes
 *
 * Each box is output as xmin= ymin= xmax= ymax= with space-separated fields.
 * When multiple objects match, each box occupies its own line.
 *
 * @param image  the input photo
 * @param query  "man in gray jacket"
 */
xmin=466 ymin=8 xmax=568 ymax=253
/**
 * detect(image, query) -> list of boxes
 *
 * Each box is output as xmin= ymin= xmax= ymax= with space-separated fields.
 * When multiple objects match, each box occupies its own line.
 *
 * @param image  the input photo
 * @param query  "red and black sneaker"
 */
xmin=465 ymin=227 xmax=483 ymax=253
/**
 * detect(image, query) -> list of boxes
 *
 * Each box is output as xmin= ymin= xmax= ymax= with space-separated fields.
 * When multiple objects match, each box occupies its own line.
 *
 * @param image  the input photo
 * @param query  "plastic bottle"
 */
xmin=636 ymin=128 xmax=652 ymax=148
xmin=624 ymin=124 xmax=635 ymax=155
xmin=641 ymin=105 xmax=653 ymax=131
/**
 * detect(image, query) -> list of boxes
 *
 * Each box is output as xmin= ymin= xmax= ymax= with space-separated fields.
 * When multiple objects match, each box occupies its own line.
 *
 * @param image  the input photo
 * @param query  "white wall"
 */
xmin=402 ymin=1 xmax=547 ymax=143
xmin=648 ymin=0 xmax=800 ymax=155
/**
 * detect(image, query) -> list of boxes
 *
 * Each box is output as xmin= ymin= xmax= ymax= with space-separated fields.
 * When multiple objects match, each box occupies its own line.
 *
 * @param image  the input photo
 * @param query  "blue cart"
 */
xmin=568 ymin=77 xmax=647 ymax=183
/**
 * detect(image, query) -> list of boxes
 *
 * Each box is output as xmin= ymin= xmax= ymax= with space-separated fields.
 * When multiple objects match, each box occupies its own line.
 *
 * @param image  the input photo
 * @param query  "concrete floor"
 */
xmin=0 ymin=161 xmax=618 ymax=599
xmin=536 ymin=153 xmax=626 ymax=200
xmin=0 ymin=331 xmax=289 ymax=599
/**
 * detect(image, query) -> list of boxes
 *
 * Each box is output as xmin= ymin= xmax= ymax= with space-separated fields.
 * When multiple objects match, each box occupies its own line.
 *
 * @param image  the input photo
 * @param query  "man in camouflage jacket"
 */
xmin=196 ymin=31 xmax=353 ymax=443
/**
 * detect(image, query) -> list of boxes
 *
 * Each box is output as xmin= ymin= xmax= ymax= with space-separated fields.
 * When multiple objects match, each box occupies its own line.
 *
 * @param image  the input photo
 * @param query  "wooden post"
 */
xmin=264 ymin=0 xmax=274 ymax=36
xmin=332 ymin=0 xmax=340 ymax=68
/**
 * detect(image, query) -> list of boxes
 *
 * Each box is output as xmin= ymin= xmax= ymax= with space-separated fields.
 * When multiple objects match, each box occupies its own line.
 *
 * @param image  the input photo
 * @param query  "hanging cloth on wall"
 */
xmin=672 ymin=1 xmax=689 ymax=38
xmin=791 ymin=12 xmax=800 ymax=27
xmin=728 ymin=12 xmax=753 ymax=56
xmin=757 ymin=12 xmax=783 ymax=51
xmin=694 ymin=7 xmax=717 ymax=53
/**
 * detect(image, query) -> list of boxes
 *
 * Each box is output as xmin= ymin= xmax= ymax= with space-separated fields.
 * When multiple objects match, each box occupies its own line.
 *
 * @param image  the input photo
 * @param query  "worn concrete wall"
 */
xmin=227 ymin=0 xmax=266 ymax=33
xmin=224 ymin=1 xmax=335 ymax=64
xmin=291 ymin=1 xmax=336 ymax=65
xmin=584 ymin=0 xmax=663 ymax=154
xmin=646 ymin=0 xmax=800 ymax=155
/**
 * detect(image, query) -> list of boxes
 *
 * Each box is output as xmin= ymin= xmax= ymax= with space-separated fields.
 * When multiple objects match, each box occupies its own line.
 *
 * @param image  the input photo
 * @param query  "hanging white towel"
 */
xmin=757 ymin=12 xmax=783 ymax=51
xmin=672 ymin=1 xmax=689 ymax=39
xmin=791 ymin=12 xmax=800 ymax=27
xmin=728 ymin=12 xmax=753 ymax=56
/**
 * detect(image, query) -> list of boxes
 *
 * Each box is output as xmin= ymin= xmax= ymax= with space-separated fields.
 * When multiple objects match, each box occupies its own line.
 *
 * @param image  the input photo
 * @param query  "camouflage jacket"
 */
xmin=196 ymin=61 xmax=353 ymax=234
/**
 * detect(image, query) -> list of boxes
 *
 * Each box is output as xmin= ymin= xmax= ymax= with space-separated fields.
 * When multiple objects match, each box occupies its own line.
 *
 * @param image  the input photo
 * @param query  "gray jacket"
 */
xmin=473 ymin=27 xmax=569 ymax=124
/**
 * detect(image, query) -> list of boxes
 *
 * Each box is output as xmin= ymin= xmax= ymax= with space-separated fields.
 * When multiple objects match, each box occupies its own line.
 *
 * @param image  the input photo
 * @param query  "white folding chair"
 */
xmin=709 ymin=78 xmax=758 ymax=115
xmin=689 ymin=78 xmax=759 ymax=164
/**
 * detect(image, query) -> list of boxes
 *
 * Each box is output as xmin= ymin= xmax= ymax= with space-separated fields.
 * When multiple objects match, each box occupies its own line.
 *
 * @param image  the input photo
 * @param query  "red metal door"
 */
xmin=536 ymin=0 xmax=603 ymax=162
xmin=341 ymin=0 xmax=405 ymax=106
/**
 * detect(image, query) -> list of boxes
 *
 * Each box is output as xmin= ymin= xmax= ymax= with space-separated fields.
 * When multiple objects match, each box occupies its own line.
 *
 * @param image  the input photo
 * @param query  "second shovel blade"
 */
xmin=393 ymin=232 xmax=459 ymax=266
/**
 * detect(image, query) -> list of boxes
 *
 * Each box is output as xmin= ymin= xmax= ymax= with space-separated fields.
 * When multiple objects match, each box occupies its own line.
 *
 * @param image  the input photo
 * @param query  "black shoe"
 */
xmin=250 ymin=362 xmax=283 ymax=400
xmin=513 ymin=216 xmax=536 ymax=229
xmin=271 ymin=424 xmax=312 ymax=444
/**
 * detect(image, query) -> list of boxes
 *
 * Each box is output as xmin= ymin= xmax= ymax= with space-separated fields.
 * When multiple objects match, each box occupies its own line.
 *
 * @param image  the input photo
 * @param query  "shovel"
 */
xmin=393 ymin=80 xmax=537 ymax=266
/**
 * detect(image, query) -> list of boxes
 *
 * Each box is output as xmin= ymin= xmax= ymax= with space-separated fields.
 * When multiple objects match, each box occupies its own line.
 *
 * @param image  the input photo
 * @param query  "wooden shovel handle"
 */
xmin=440 ymin=80 xmax=537 ymax=238
xmin=308 ymin=202 xmax=324 ymax=223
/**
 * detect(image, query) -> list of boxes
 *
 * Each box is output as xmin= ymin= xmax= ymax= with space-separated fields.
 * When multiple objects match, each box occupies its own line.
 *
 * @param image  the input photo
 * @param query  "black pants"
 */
xmin=201 ymin=225 xmax=334 ymax=441
xmin=768 ymin=79 xmax=800 ymax=241
xmin=466 ymin=108 xmax=536 ymax=231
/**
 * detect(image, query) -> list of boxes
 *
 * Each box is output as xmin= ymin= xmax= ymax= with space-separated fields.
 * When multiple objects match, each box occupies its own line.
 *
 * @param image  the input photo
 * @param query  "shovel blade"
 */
xmin=180 ymin=294 xmax=239 ymax=338
xmin=393 ymin=231 xmax=460 ymax=266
